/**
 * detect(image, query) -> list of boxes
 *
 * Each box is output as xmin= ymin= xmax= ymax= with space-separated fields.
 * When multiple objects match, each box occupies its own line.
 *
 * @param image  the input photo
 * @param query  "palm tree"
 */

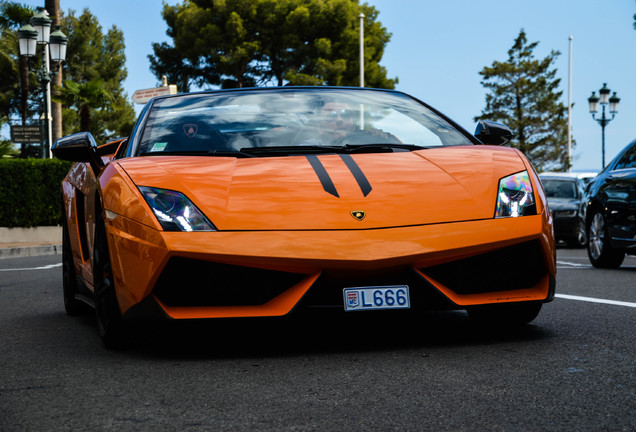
xmin=56 ymin=79 xmax=113 ymax=133
xmin=45 ymin=0 xmax=63 ymax=142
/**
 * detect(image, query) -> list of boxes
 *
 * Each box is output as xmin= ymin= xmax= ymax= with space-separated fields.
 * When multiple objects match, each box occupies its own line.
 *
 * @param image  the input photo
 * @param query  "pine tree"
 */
xmin=60 ymin=8 xmax=135 ymax=142
xmin=475 ymin=29 xmax=572 ymax=172
xmin=45 ymin=0 xmax=63 ymax=143
xmin=149 ymin=0 xmax=396 ymax=91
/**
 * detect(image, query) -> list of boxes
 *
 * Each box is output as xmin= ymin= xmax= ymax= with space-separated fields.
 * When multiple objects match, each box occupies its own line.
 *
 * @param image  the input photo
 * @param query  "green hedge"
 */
xmin=0 ymin=159 xmax=73 ymax=228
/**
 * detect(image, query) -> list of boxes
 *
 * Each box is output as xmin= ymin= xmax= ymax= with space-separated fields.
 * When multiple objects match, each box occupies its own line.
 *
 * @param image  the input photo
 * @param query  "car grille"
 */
xmin=153 ymin=257 xmax=307 ymax=307
xmin=420 ymin=240 xmax=547 ymax=295
xmin=552 ymin=210 xmax=577 ymax=218
xmin=299 ymin=267 xmax=456 ymax=309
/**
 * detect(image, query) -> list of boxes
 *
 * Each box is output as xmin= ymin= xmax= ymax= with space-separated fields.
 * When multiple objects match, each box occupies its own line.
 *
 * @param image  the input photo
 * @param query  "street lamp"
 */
xmin=588 ymin=83 xmax=620 ymax=169
xmin=17 ymin=8 xmax=67 ymax=158
xmin=359 ymin=12 xmax=364 ymax=88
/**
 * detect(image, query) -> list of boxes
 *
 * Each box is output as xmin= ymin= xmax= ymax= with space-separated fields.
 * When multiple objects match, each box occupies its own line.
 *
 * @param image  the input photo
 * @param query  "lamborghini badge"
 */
xmin=351 ymin=210 xmax=366 ymax=221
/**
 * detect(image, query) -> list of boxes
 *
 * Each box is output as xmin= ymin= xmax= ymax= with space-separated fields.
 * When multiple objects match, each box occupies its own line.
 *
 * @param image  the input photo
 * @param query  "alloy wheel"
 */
xmin=588 ymin=212 xmax=605 ymax=260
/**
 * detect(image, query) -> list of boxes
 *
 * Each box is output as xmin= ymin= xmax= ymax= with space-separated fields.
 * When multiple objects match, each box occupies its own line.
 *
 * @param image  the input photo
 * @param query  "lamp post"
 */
xmin=358 ymin=12 xmax=365 ymax=130
xmin=588 ymin=83 xmax=620 ymax=169
xmin=359 ymin=12 xmax=364 ymax=88
xmin=17 ymin=8 xmax=67 ymax=158
xmin=567 ymin=36 xmax=572 ymax=172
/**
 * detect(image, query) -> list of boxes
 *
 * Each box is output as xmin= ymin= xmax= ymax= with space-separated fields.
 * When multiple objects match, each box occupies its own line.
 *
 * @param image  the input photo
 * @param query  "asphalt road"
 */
xmin=1 ymin=249 xmax=634 ymax=431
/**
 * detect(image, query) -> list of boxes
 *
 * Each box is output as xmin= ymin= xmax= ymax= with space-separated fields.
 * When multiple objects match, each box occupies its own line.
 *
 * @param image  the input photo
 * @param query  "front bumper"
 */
xmin=106 ymin=214 xmax=556 ymax=320
xmin=551 ymin=211 xmax=579 ymax=240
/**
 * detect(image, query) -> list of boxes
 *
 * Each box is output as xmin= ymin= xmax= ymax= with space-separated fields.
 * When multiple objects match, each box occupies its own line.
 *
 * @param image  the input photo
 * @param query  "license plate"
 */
xmin=343 ymin=285 xmax=410 ymax=311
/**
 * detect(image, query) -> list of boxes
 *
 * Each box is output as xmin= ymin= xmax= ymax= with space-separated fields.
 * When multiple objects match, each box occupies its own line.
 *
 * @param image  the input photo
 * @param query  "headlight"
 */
xmin=139 ymin=186 xmax=216 ymax=232
xmin=495 ymin=171 xmax=536 ymax=218
xmin=555 ymin=210 xmax=577 ymax=218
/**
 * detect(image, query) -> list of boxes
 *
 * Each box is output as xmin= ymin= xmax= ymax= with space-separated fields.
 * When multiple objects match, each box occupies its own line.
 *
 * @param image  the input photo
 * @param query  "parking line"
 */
xmin=556 ymin=293 xmax=636 ymax=308
xmin=0 ymin=263 xmax=62 ymax=272
xmin=557 ymin=261 xmax=592 ymax=268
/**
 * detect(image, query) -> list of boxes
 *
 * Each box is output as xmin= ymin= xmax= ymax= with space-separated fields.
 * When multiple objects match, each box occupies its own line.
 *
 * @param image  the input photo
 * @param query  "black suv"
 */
xmin=582 ymin=139 xmax=636 ymax=268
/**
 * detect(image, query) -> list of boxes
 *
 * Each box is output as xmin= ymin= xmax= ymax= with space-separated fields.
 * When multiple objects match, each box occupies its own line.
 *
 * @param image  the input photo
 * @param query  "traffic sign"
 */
xmin=10 ymin=125 xmax=41 ymax=143
xmin=132 ymin=85 xmax=178 ymax=104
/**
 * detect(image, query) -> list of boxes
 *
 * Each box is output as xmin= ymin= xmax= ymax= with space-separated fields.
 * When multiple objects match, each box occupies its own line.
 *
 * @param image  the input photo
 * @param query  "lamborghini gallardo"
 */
xmin=52 ymin=87 xmax=556 ymax=347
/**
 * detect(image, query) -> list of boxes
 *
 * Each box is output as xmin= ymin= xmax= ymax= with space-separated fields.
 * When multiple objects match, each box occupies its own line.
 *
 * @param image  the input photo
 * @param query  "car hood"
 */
xmin=118 ymin=146 xmax=528 ymax=230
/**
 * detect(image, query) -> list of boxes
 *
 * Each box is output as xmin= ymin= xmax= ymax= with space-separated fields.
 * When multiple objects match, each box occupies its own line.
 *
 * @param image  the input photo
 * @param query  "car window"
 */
xmin=614 ymin=143 xmax=636 ymax=170
xmin=135 ymin=89 xmax=473 ymax=156
xmin=542 ymin=179 xmax=577 ymax=199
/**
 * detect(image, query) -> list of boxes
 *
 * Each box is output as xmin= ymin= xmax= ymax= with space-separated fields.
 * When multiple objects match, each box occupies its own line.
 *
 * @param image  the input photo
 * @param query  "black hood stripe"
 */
xmin=339 ymin=154 xmax=373 ymax=197
xmin=306 ymin=155 xmax=339 ymax=198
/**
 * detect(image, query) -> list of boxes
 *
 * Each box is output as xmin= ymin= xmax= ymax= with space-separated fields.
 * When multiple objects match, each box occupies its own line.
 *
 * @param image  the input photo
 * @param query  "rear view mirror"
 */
xmin=52 ymin=132 xmax=104 ymax=174
xmin=475 ymin=120 xmax=513 ymax=146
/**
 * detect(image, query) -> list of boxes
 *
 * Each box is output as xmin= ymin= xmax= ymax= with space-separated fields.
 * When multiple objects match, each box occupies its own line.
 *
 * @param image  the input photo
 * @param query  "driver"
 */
xmin=297 ymin=100 xmax=397 ymax=147
xmin=297 ymin=102 xmax=357 ymax=146
xmin=319 ymin=102 xmax=356 ymax=142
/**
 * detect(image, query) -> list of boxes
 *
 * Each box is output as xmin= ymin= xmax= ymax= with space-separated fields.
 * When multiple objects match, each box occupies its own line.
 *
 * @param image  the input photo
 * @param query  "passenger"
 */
xmin=319 ymin=102 xmax=356 ymax=142
xmin=298 ymin=102 xmax=356 ymax=146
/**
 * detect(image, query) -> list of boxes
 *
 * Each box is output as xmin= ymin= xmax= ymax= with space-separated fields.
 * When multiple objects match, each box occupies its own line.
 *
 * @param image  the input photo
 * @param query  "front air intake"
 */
xmin=153 ymin=257 xmax=306 ymax=307
xmin=420 ymin=240 xmax=547 ymax=295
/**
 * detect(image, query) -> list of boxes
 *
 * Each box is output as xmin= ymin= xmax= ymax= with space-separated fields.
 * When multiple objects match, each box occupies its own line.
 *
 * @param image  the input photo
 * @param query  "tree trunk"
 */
xmin=46 ymin=0 xmax=63 ymax=142
xmin=79 ymin=105 xmax=90 ymax=132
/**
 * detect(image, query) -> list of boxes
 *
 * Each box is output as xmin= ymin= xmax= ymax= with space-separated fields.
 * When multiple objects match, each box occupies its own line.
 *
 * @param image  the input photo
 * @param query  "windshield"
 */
xmin=542 ymin=179 xmax=579 ymax=199
xmin=136 ymin=88 xmax=473 ymax=156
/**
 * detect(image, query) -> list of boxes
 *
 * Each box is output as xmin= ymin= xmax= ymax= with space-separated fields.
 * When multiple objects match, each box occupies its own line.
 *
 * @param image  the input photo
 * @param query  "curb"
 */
xmin=0 ymin=244 xmax=62 ymax=260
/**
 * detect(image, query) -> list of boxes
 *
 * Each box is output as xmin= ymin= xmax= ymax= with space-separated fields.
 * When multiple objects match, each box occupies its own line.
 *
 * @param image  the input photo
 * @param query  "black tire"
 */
xmin=587 ymin=210 xmax=625 ymax=269
xmin=62 ymin=220 xmax=89 ymax=316
xmin=467 ymin=302 xmax=543 ymax=326
xmin=93 ymin=209 xmax=132 ymax=349
xmin=568 ymin=219 xmax=587 ymax=248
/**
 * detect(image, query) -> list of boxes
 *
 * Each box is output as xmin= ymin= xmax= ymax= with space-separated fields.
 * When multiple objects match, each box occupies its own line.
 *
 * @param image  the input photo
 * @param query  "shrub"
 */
xmin=0 ymin=159 xmax=73 ymax=227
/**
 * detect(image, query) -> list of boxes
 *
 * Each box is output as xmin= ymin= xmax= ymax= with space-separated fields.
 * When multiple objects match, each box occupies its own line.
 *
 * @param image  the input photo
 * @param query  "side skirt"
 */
xmin=74 ymin=275 xmax=95 ymax=308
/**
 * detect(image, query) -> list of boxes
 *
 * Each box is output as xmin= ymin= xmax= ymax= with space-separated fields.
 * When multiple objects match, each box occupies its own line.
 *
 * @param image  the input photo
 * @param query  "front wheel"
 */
xmin=467 ymin=302 xmax=543 ymax=326
xmin=587 ymin=211 xmax=625 ymax=268
xmin=568 ymin=219 xmax=587 ymax=248
xmin=93 ymin=209 xmax=131 ymax=349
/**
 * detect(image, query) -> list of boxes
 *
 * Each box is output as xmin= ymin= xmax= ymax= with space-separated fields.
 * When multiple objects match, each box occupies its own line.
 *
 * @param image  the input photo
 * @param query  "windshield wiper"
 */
xmin=240 ymin=143 xmax=429 ymax=156
xmin=240 ymin=145 xmax=344 ymax=156
xmin=140 ymin=150 xmax=209 ymax=157
xmin=207 ymin=149 xmax=255 ymax=158
xmin=339 ymin=143 xmax=429 ymax=153
xmin=139 ymin=150 xmax=254 ymax=158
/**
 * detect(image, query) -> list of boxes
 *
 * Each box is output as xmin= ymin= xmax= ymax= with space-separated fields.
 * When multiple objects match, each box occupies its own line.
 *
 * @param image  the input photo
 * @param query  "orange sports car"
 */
xmin=53 ymin=87 xmax=556 ymax=347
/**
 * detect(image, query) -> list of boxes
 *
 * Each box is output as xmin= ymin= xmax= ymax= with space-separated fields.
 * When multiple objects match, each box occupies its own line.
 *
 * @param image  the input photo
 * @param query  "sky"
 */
xmin=15 ymin=0 xmax=636 ymax=172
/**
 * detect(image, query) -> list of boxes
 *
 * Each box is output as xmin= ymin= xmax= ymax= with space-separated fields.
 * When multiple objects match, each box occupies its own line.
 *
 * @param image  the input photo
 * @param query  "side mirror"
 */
xmin=52 ymin=132 xmax=104 ymax=174
xmin=475 ymin=120 xmax=513 ymax=146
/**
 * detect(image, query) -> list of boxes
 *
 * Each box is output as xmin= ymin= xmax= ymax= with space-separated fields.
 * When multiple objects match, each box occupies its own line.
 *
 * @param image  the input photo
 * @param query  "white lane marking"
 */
xmin=0 ymin=263 xmax=62 ymax=272
xmin=557 ymin=260 xmax=592 ymax=268
xmin=556 ymin=293 xmax=636 ymax=308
